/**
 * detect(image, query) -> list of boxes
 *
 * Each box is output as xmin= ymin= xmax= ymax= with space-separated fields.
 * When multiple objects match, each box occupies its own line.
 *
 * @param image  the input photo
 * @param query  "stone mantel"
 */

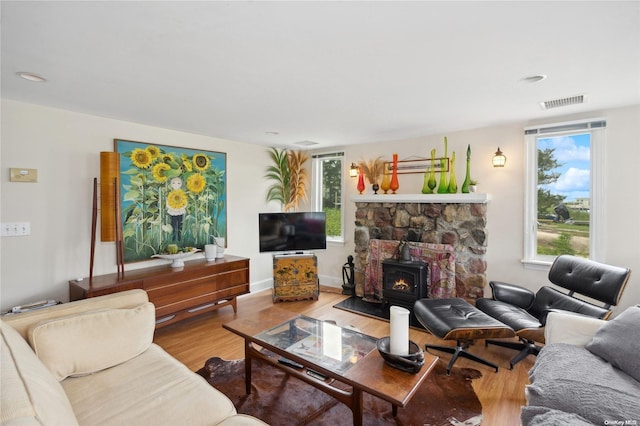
xmin=351 ymin=193 xmax=491 ymax=204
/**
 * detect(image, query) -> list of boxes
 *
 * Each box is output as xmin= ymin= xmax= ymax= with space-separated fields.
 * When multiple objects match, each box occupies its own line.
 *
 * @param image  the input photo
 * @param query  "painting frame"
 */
xmin=384 ymin=157 xmax=450 ymax=175
xmin=114 ymin=139 xmax=227 ymax=263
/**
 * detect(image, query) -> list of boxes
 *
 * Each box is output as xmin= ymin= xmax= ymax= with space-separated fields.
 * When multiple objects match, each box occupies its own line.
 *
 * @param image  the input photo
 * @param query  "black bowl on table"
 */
xmin=376 ymin=336 xmax=425 ymax=374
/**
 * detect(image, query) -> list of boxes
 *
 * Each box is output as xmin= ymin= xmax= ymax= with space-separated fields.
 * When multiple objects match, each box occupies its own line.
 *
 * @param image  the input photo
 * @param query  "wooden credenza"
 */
xmin=69 ymin=255 xmax=250 ymax=328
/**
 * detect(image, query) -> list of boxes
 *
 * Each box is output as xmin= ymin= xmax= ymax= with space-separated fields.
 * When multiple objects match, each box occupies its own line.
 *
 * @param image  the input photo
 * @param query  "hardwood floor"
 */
xmin=153 ymin=289 xmax=533 ymax=425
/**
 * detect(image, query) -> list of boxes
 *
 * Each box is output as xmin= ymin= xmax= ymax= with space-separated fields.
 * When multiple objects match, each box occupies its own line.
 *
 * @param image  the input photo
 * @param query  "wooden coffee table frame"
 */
xmin=223 ymin=307 xmax=439 ymax=426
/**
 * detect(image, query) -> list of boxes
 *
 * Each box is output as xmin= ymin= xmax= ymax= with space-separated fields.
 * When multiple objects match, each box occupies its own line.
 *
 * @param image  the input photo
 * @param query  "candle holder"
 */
xmin=376 ymin=337 xmax=425 ymax=374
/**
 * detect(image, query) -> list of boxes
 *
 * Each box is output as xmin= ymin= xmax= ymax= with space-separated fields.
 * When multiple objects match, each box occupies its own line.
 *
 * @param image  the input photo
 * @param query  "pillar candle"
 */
xmin=390 ymin=306 xmax=409 ymax=355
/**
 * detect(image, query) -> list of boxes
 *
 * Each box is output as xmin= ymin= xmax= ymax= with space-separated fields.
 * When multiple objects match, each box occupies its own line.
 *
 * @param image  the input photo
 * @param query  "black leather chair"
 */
xmin=475 ymin=255 xmax=630 ymax=369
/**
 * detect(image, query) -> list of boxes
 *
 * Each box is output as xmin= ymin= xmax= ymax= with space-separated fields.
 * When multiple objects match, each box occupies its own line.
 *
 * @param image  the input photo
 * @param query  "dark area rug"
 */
xmin=333 ymin=296 xmax=426 ymax=330
xmin=197 ymin=355 xmax=482 ymax=426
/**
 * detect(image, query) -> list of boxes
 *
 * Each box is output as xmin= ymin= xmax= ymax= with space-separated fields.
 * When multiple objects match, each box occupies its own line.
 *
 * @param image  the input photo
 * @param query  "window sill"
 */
xmin=521 ymin=259 xmax=553 ymax=271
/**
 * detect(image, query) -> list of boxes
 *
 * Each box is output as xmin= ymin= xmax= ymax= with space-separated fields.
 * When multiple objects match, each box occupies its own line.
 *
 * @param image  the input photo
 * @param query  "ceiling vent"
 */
xmin=540 ymin=94 xmax=586 ymax=110
xmin=293 ymin=140 xmax=319 ymax=147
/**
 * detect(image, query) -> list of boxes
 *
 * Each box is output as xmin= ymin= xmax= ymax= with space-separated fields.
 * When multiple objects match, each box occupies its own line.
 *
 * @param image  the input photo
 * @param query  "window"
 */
xmin=311 ymin=152 xmax=344 ymax=242
xmin=524 ymin=119 xmax=606 ymax=266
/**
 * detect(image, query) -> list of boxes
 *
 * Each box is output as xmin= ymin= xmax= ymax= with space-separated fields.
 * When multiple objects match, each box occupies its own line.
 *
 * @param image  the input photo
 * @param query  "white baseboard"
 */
xmin=318 ymin=274 xmax=342 ymax=290
xmin=249 ymin=278 xmax=273 ymax=294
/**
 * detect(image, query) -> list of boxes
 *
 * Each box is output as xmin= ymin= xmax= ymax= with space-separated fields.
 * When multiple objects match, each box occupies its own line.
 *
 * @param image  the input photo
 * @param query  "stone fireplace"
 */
xmin=352 ymin=194 xmax=490 ymax=301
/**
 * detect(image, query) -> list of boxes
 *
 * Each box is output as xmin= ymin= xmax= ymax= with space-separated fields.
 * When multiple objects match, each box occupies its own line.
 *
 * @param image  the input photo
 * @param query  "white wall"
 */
xmin=0 ymin=100 xmax=275 ymax=311
xmin=315 ymin=105 xmax=640 ymax=316
xmin=2 ymin=100 xmax=639 ymax=316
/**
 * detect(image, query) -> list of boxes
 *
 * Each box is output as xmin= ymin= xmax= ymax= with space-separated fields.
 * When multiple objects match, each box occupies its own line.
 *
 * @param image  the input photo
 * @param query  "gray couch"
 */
xmin=521 ymin=306 xmax=640 ymax=426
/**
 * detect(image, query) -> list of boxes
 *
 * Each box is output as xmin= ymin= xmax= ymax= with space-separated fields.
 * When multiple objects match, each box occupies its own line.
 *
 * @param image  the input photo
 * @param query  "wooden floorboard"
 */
xmin=153 ymin=289 xmax=533 ymax=425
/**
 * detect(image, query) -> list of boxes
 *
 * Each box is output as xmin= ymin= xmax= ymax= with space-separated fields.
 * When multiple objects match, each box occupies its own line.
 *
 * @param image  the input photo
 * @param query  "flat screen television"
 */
xmin=259 ymin=212 xmax=327 ymax=253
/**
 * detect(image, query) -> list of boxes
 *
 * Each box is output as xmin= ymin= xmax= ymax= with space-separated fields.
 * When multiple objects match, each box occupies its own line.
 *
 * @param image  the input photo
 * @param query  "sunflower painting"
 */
xmin=115 ymin=139 xmax=227 ymax=263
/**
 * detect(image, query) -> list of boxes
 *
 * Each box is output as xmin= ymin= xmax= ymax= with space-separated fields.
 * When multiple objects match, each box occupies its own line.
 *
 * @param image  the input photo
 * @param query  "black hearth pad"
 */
xmin=333 ymin=296 xmax=426 ymax=330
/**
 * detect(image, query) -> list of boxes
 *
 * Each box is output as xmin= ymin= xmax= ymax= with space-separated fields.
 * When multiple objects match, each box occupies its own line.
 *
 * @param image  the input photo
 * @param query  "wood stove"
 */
xmin=382 ymin=259 xmax=429 ymax=310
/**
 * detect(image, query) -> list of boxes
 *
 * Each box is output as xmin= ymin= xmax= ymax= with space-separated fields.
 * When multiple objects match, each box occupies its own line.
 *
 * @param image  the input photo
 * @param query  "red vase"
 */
xmin=390 ymin=154 xmax=400 ymax=194
xmin=357 ymin=168 xmax=366 ymax=194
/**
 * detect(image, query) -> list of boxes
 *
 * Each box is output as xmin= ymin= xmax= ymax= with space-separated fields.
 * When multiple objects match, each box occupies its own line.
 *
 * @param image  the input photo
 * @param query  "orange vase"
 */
xmin=390 ymin=154 xmax=400 ymax=194
xmin=357 ymin=168 xmax=366 ymax=194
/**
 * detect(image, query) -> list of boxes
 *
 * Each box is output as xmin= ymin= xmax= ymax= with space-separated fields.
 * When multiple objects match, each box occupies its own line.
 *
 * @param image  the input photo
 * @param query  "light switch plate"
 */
xmin=1 ymin=222 xmax=31 ymax=237
xmin=10 ymin=168 xmax=38 ymax=183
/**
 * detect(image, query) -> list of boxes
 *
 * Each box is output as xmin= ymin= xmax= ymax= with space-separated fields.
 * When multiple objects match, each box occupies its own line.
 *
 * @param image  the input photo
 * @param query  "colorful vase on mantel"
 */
xmin=448 ymin=151 xmax=457 ymax=193
xmin=422 ymin=148 xmax=437 ymax=194
xmin=357 ymin=167 xmax=366 ymax=194
xmin=390 ymin=153 xmax=400 ymax=194
xmin=462 ymin=144 xmax=472 ymax=193
xmin=381 ymin=163 xmax=391 ymax=194
xmin=437 ymin=136 xmax=449 ymax=194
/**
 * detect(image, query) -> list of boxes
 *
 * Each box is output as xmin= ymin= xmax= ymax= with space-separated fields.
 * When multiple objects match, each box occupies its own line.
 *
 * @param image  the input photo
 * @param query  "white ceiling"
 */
xmin=2 ymin=1 xmax=639 ymax=148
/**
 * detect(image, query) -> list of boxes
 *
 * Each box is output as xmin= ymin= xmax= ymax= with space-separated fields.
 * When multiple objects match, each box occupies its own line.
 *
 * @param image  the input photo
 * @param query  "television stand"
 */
xmin=272 ymin=253 xmax=319 ymax=302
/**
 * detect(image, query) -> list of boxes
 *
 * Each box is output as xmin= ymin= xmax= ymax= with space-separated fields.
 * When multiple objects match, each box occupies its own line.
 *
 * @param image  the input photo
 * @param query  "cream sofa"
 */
xmin=1 ymin=289 xmax=267 ymax=426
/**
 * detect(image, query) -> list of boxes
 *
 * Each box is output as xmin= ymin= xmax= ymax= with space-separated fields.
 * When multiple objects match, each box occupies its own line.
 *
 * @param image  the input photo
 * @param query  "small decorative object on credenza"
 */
xmin=376 ymin=336 xmax=425 ymax=374
xmin=204 ymin=244 xmax=217 ymax=261
xmin=152 ymin=247 xmax=200 ymax=268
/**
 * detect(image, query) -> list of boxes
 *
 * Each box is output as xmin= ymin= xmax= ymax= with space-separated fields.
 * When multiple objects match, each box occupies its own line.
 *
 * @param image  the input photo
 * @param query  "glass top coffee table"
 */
xmin=223 ymin=307 xmax=439 ymax=426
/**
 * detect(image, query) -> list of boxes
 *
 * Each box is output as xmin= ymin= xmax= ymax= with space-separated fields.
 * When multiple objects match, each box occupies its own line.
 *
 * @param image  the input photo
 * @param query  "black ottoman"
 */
xmin=414 ymin=298 xmax=515 ymax=374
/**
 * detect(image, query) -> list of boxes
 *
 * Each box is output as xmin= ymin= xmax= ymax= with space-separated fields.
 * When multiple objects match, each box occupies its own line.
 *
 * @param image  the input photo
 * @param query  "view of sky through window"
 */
xmin=537 ymin=133 xmax=590 ymax=202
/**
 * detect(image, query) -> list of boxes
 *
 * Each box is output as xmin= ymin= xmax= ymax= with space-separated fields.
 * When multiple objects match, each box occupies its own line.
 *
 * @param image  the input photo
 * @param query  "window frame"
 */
xmin=523 ymin=118 xmax=606 ymax=269
xmin=311 ymin=151 xmax=345 ymax=243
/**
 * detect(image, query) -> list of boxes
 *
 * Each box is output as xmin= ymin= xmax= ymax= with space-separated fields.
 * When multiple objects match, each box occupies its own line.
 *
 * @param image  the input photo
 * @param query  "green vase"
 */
xmin=428 ymin=149 xmax=437 ymax=193
xmin=437 ymin=137 xmax=449 ymax=194
xmin=448 ymin=151 xmax=457 ymax=193
xmin=421 ymin=169 xmax=431 ymax=194
xmin=462 ymin=144 xmax=471 ymax=193
xmin=422 ymin=149 xmax=437 ymax=194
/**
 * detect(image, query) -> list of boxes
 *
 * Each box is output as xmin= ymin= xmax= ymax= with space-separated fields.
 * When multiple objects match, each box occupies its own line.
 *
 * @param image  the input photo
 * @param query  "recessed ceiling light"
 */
xmin=522 ymin=74 xmax=547 ymax=83
xmin=16 ymin=72 xmax=47 ymax=82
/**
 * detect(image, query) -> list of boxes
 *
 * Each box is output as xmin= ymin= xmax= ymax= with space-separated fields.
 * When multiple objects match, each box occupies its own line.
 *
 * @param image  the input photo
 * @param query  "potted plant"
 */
xmin=469 ymin=180 xmax=478 ymax=193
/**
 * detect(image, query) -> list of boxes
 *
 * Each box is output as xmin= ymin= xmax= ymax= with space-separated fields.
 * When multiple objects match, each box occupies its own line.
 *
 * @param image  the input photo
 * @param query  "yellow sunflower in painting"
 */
xmin=152 ymin=163 xmax=171 ymax=183
xmin=167 ymin=189 xmax=187 ymax=210
xmin=161 ymin=153 xmax=175 ymax=164
xmin=192 ymin=153 xmax=210 ymax=171
xmin=146 ymin=145 xmax=161 ymax=160
xmin=186 ymin=173 xmax=206 ymax=193
xmin=131 ymin=148 xmax=152 ymax=169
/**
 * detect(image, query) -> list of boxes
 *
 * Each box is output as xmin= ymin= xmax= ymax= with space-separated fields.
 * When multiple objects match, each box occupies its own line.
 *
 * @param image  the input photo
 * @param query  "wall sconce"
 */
xmin=349 ymin=162 xmax=359 ymax=177
xmin=492 ymin=148 xmax=506 ymax=167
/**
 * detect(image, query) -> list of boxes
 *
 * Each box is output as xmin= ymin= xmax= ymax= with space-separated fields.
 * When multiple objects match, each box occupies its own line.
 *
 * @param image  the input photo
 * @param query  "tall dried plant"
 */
xmin=359 ymin=157 xmax=385 ymax=185
xmin=285 ymin=149 xmax=309 ymax=212
xmin=264 ymin=147 xmax=309 ymax=212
